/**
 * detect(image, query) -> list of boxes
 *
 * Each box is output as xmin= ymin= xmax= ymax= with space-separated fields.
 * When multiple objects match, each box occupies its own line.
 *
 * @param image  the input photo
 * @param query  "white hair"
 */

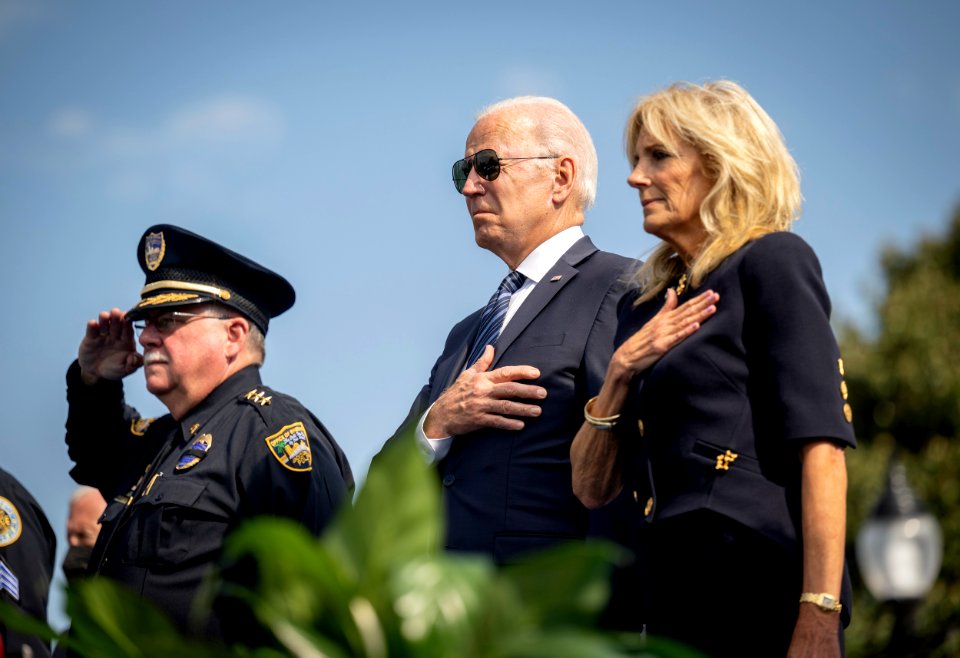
xmin=478 ymin=96 xmax=598 ymax=210
xmin=70 ymin=486 xmax=100 ymax=503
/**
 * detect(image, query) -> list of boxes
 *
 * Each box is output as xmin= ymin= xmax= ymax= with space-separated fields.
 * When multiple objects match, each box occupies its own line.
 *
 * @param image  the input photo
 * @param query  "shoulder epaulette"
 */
xmin=241 ymin=388 xmax=273 ymax=407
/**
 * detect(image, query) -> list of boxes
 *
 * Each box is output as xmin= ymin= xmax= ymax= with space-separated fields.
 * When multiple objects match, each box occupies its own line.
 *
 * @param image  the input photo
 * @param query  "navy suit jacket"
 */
xmin=385 ymin=236 xmax=636 ymax=563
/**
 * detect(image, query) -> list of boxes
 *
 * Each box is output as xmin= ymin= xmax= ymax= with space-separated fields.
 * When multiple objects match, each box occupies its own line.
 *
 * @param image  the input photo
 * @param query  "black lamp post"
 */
xmin=856 ymin=455 xmax=942 ymax=654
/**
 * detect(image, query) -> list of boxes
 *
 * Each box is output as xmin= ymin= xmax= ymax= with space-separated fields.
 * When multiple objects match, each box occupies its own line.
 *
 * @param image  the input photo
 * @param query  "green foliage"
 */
xmin=841 ymin=207 xmax=960 ymax=451
xmin=2 ymin=431 xmax=694 ymax=656
xmin=841 ymin=205 xmax=960 ymax=656
xmin=217 ymin=434 xmax=643 ymax=657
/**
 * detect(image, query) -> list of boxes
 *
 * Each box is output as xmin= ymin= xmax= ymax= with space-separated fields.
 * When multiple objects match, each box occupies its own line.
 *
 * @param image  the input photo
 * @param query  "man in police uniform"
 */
xmin=0 ymin=467 xmax=57 ymax=657
xmin=64 ymin=224 xmax=353 ymax=640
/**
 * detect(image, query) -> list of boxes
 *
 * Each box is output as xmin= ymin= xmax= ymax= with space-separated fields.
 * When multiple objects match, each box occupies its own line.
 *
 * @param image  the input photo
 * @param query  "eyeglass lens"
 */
xmin=133 ymin=312 xmax=227 ymax=335
xmin=452 ymin=149 xmax=501 ymax=193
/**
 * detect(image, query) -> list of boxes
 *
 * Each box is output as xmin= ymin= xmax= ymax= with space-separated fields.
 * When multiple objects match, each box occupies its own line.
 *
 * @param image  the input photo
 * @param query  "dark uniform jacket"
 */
xmin=384 ymin=237 xmax=636 ymax=564
xmin=0 ymin=468 xmax=56 ymax=658
xmin=64 ymin=362 xmax=352 ymax=638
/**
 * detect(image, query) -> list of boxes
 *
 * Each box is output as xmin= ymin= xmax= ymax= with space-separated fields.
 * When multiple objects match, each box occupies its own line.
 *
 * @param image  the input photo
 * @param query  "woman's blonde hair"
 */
xmin=625 ymin=80 xmax=802 ymax=302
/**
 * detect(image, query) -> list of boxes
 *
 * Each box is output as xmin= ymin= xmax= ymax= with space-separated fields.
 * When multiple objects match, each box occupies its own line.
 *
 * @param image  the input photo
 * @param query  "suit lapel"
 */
xmin=431 ymin=311 xmax=481 ymax=402
xmin=491 ymin=236 xmax=598 ymax=368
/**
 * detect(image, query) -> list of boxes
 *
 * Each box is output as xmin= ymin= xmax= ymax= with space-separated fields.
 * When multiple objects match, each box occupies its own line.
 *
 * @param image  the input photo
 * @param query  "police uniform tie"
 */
xmin=465 ymin=270 xmax=526 ymax=368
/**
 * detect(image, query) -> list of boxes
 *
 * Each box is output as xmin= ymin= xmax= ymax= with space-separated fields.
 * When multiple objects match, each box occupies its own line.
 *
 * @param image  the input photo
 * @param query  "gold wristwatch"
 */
xmin=799 ymin=592 xmax=842 ymax=613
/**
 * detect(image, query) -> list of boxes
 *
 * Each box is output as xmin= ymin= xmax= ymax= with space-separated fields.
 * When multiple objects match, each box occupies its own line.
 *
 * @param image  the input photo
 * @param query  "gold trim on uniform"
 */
xmin=136 ymin=292 xmax=200 ymax=308
xmin=130 ymin=417 xmax=156 ymax=436
xmin=840 ymin=381 xmax=849 ymax=400
xmin=143 ymin=472 xmax=163 ymax=497
xmin=837 ymin=358 xmax=845 ymax=376
xmin=140 ymin=279 xmax=232 ymax=301
xmin=644 ymin=497 xmax=654 ymax=517
xmin=843 ymin=403 xmax=853 ymax=423
xmin=243 ymin=389 xmax=273 ymax=406
xmin=264 ymin=422 xmax=313 ymax=472
xmin=189 ymin=423 xmax=200 ymax=435
xmin=0 ymin=496 xmax=23 ymax=547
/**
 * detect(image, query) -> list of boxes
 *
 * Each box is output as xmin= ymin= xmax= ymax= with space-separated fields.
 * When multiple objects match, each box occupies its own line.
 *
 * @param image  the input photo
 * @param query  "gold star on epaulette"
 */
xmin=243 ymin=389 xmax=272 ymax=406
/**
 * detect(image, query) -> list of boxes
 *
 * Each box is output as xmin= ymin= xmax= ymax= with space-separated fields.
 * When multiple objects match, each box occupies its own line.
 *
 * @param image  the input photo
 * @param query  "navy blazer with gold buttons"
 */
xmin=615 ymin=231 xmax=856 ymax=549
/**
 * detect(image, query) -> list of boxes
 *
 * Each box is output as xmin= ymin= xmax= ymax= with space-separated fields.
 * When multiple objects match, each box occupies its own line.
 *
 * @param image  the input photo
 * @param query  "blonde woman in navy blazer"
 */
xmin=571 ymin=81 xmax=855 ymax=657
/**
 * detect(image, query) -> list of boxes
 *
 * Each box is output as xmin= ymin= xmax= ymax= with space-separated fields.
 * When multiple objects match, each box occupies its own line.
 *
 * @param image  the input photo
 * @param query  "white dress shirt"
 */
xmin=418 ymin=226 xmax=586 ymax=462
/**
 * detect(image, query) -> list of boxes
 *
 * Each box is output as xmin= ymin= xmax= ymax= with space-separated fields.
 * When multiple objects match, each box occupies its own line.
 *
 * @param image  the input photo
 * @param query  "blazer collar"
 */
xmin=430 ymin=235 xmax=598 ymax=396
xmin=491 ymin=235 xmax=597 ymax=367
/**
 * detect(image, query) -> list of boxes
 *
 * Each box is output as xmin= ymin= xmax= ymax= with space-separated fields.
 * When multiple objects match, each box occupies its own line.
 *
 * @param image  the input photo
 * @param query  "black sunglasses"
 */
xmin=452 ymin=149 xmax=558 ymax=193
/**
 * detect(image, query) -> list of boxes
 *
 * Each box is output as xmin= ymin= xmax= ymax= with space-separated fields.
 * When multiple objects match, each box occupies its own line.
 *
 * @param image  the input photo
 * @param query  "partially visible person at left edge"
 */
xmin=61 ymin=486 xmax=106 ymax=585
xmin=0 ymin=467 xmax=57 ymax=658
xmin=64 ymin=224 xmax=353 ymax=641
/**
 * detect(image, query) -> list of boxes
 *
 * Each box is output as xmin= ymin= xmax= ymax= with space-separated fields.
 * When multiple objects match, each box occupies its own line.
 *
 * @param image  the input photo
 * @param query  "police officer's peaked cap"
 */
xmin=125 ymin=224 xmax=295 ymax=334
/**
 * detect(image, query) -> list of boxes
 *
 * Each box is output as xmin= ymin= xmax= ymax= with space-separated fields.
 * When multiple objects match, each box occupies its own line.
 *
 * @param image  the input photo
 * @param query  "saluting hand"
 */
xmin=78 ymin=308 xmax=144 ymax=384
xmin=423 ymin=345 xmax=546 ymax=438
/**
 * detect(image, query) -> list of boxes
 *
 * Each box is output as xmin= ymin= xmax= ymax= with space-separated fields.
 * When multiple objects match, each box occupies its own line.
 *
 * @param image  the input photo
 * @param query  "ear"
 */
xmin=551 ymin=156 xmax=576 ymax=205
xmin=223 ymin=317 xmax=249 ymax=359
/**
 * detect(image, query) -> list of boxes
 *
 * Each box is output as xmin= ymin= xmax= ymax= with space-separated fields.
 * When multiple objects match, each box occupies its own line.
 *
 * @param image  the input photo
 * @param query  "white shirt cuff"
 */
xmin=416 ymin=403 xmax=453 ymax=463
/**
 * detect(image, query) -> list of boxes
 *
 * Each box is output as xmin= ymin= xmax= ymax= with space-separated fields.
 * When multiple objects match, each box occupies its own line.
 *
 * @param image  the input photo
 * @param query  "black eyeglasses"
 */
xmin=451 ymin=149 xmax=558 ymax=193
xmin=133 ymin=311 xmax=233 ymax=336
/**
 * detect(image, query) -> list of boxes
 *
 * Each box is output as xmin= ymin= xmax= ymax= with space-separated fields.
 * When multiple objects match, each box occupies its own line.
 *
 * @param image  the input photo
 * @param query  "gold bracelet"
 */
xmin=584 ymin=396 xmax=620 ymax=430
xmin=798 ymin=592 xmax=842 ymax=613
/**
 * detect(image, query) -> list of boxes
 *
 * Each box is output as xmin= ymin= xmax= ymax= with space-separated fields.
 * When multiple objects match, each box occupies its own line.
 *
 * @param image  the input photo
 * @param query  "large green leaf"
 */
xmin=219 ymin=519 xmax=373 ymax=656
xmin=63 ymin=578 xmax=228 ymax=658
xmin=0 ymin=598 xmax=61 ymax=645
xmin=499 ymin=541 xmax=625 ymax=627
xmin=386 ymin=553 xmax=498 ymax=657
xmin=323 ymin=431 xmax=442 ymax=588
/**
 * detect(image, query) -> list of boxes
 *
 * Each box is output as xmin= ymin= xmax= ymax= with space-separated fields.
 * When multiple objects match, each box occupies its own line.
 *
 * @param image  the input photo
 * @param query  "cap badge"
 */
xmin=264 ymin=421 xmax=313 ymax=472
xmin=144 ymin=231 xmax=166 ymax=272
xmin=175 ymin=433 xmax=213 ymax=471
xmin=0 ymin=496 xmax=23 ymax=547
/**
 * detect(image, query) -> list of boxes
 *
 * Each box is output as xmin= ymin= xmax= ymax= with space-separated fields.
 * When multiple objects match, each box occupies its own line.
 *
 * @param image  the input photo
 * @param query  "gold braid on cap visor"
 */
xmin=139 ymin=280 xmax=233 ymax=302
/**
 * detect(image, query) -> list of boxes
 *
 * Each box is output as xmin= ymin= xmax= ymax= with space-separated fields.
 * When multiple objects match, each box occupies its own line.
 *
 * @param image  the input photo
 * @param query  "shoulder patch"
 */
xmin=0 ymin=558 xmax=19 ymax=600
xmin=242 ymin=388 xmax=273 ymax=406
xmin=264 ymin=422 xmax=312 ymax=472
xmin=0 ymin=496 xmax=23 ymax=547
xmin=130 ymin=417 xmax=156 ymax=436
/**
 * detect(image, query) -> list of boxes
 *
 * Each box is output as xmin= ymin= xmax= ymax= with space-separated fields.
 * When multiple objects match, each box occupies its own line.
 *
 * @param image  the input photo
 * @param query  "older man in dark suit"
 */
xmin=382 ymin=97 xmax=636 ymax=564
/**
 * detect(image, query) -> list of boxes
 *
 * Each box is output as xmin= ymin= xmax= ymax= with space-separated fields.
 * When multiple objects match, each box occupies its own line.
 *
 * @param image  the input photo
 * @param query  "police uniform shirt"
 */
xmin=0 ymin=468 xmax=56 ymax=658
xmin=64 ymin=361 xmax=352 ymax=637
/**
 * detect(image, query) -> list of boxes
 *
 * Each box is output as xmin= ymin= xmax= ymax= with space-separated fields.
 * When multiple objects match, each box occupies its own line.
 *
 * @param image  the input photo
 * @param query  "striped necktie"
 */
xmin=465 ymin=270 xmax=526 ymax=368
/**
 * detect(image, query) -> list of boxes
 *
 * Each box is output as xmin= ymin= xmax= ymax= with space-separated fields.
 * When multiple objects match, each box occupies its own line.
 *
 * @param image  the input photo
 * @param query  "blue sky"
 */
xmin=2 ymin=0 xmax=958 ymax=630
